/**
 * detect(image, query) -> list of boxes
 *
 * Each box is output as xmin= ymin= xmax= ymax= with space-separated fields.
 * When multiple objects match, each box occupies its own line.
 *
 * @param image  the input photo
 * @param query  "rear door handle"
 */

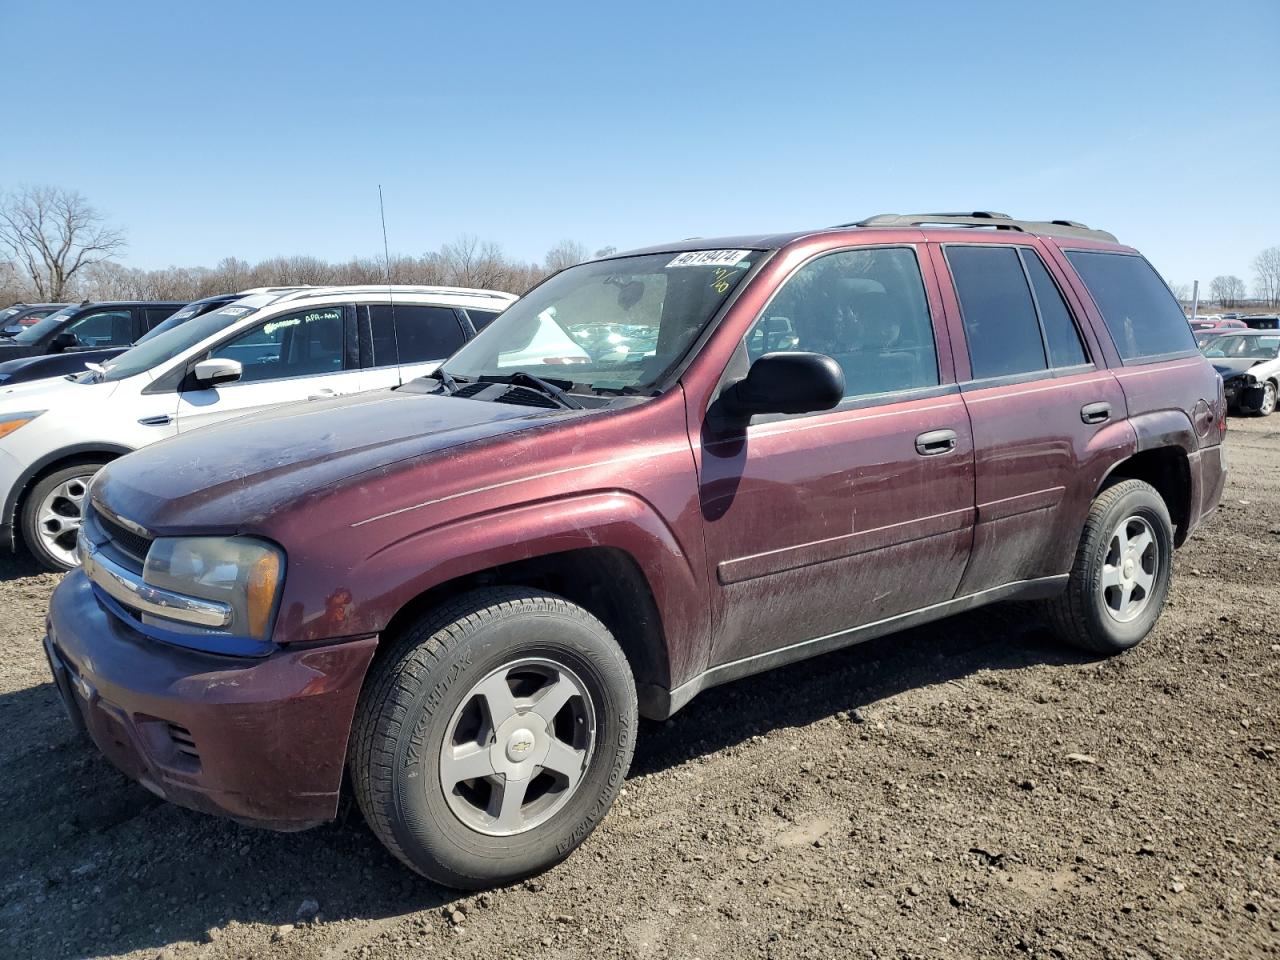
xmin=1081 ymin=401 xmax=1112 ymax=425
xmin=915 ymin=429 xmax=958 ymax=456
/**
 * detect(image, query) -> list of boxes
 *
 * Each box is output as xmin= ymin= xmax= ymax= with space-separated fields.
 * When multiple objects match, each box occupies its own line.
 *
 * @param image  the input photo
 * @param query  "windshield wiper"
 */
xmin=481 ymin=371 xmax=584 ymax=409
xmin=429 ymin=366 xmax=463 ymax=394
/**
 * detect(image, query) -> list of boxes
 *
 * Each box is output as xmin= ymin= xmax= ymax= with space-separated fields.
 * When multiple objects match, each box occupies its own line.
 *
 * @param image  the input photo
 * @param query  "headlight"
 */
xmin=0 ymin=410 xmax=43 ymax=440
xmin=142 ymin=536 xmax=285 ymax=640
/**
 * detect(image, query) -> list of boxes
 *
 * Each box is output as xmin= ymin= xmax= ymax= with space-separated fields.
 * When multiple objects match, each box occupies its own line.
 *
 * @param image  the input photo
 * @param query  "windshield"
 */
xmin=94 ymin=302 xmax=262 ymax=382
xmin=442 ymin=250 xmax=761 ymax=393
xmin=0 ymin=307 xmax=20 ymax=322
xmin=1203 ymin=335 xmax=1280 ymax=359
xmin=134 ymin=301 xmax=216 ymax=344
xmin=12 ymin=306 xmax=76 ymax=343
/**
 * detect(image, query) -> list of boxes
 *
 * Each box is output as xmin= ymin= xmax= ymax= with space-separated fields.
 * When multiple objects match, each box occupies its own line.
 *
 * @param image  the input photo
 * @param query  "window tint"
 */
xmin=209 ymin=306 xmax=345 ymax=383
xmin=946 ymin=246 xmax=1047 ymax=379
xmin=66 ymin=310 xmax=133 ymax=347
xmin=744 ymin=247 xmax=938 ymax=399
xmin=1020 ymin=250 xmax=1088 ymax=367
xmin=390 ymin=305 xmax=466 ymax=363
xmin=466 ymin=309 xmax=500 ymax=330
xmin=144 ymin=307 xmax=177 ymax=329
xmin=1065 ymin=251 xmax=1196 ymax=361
xmin=367 ymin=305 xmax=399 ymax=367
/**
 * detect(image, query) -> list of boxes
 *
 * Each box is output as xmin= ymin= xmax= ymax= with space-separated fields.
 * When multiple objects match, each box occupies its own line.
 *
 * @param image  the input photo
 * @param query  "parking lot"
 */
xmin=0 ymin=417 xmax=1274 ymax=960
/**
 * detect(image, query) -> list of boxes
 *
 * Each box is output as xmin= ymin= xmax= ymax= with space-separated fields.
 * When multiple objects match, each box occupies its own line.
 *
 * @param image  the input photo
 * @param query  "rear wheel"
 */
xmin=349 ymin=587 xmax=637 ymax=889
xmin=20 ymin=462 xmax=107 ymax=571
xmin=1042 ymin=479 xmax=1174 ymax=655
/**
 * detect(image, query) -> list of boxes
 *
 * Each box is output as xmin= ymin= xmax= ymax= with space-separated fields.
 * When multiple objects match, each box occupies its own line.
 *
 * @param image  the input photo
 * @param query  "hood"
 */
xmin=0 ymin=373 xmax=114 ymax=407
xmin=0 ymin=348 xmax=126 ymax=384
xmin=1212 ymin=357 xmax=1279 ymax=378
xmin=93 ymin=388 xmax=582 ymax=533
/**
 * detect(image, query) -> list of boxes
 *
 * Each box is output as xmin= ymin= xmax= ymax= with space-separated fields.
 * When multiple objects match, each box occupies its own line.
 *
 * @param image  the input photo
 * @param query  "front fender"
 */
xmin=275 ymin=491 xmax=711 ymax=690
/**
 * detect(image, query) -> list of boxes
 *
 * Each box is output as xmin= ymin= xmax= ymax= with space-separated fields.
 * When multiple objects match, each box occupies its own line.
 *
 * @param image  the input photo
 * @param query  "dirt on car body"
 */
xmin=0 ymin=417 xmax=1275 ymax=958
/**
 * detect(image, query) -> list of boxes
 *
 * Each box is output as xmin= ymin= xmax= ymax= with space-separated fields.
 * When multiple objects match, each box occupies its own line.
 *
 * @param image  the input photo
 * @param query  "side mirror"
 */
xmin=192 ymin=357 xmax=243 ymax=387
xmin=50 ymin=332 xmax=78 ymax=352
xmin=722 ymin=352 xmax=845 ymax=418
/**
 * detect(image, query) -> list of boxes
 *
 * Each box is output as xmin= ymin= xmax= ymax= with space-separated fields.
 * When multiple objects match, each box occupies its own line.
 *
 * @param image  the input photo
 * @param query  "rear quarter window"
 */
xmin=1065 ymin=251 xmax=1196 ymax=361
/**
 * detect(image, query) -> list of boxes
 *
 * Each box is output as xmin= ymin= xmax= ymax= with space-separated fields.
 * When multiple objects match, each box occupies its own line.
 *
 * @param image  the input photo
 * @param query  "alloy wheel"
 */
xmin=36 ymin=476 xmax=92 ymax=568
xmin=439 ymin=657 xmax=595 ymax=836
xmin=1099 ymin=515 xmax=1159 ymax=623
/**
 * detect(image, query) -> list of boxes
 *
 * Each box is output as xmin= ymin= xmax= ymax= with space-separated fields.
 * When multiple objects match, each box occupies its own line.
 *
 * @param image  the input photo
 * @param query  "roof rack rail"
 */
xmin=839 ymin=212 xmax=1117 ymax=243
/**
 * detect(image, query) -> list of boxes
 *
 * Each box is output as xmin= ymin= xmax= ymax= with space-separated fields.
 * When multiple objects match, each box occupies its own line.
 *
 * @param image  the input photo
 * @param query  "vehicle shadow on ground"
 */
xmin=0 ymin=606 xmax=1091 ymax=959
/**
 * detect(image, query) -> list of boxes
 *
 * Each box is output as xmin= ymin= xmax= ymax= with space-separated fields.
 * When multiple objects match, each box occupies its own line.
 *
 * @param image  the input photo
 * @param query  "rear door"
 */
xmin=175 ymin=303 xmax=362 ymax=433
xmin=697 ymin=244 xmax=976 ymax=666
xmin=933 ymin=240 xmax=1130 ymax=595
xmin=390 ymin=304 xmax=470 ymax=383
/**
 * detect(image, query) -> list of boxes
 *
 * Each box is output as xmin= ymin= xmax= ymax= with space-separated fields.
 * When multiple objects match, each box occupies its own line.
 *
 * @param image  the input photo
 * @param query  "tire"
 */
xmin=349 ymin=587 xmax=637 ymax=889
xmin=1254 ymin=381 xmax=1277 ymax=417
xmin=1042 ymin=479 xmax=1175 ymax=655
xmin=20 ymin=461 xmax=108 ymax=572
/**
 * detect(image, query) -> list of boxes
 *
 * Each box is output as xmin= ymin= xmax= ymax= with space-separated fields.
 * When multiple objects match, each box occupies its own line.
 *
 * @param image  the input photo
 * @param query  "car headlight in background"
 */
xmin=0 ymin=410 xmax=44 ymax=440
xmin=142 ymin=536 xmax=285 ymax=640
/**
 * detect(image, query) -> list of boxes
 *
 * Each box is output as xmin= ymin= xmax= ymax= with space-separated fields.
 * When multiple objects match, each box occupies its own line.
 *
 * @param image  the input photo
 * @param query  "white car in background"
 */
xmin=0 ymin=285 xmax=515 ymax=569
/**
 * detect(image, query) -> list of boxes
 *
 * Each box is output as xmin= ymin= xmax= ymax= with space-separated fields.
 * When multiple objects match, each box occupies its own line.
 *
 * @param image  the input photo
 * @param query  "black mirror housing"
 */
xmin=723 ymin=351 xmax=845 ymax=418
xmin=50 ymin=332 xmax=77 ymax=352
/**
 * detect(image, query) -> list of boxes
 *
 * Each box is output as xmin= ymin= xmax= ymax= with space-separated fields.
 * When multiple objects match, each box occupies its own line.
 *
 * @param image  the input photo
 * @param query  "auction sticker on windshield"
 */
xmin=667 ymin=250 xmax=752 ymax=268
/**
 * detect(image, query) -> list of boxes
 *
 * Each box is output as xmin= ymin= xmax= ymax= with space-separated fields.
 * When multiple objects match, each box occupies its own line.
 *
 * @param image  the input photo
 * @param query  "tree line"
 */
xmin=2 ymin=185 xmax=1279 ymax=309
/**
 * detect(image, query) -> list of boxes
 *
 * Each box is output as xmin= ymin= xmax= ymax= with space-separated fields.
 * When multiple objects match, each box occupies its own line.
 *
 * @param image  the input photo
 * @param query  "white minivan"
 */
xmin=0 ymin=285 xmax=515 ymax=569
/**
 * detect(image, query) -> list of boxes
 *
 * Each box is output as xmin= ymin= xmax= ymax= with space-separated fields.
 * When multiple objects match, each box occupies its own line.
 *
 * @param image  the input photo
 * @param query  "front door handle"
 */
xmin=915 ymin=429 xmax=958 ymax=456
xmin=308 ymin=388 xmax=338 ymax=401
xmin=1081 ymin=401 xmax=1112 ymax=425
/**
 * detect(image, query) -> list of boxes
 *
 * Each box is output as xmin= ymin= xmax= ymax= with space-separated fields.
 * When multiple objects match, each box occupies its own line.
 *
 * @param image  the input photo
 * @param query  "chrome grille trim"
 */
xmin=81 ymin=541 xmax=231 ymax=629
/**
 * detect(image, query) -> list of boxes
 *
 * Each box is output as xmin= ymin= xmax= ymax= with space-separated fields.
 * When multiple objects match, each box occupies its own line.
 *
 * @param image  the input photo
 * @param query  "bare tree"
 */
xmin=1169 ymin=282 xmax=1191 ymax=304
xmin=544 ymin=239 xmax=587 ymax=273
xmin=1254 ymin=246 xmax=1280 ymax=307
xmin=1210 ymin=274 xmax=1248 ymax=308
xmin=0 ymin=186 xmax=126 ymax=300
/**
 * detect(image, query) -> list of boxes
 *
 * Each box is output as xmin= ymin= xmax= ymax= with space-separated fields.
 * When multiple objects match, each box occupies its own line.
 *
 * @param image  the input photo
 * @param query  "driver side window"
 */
xmin=208 ymin=306 xmax=347 ymax=384
xmin=67 ymin=310 xmax=132 ymax=347
xmin=743 ymin=247 xmax=939 ymax=399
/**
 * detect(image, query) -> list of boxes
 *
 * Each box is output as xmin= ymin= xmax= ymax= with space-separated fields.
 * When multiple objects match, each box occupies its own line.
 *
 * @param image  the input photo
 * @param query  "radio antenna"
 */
xmin=378 ymin=184 xmax=401 ymax=368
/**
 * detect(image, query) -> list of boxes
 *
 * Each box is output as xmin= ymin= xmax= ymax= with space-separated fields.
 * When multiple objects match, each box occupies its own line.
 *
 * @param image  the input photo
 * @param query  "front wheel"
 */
xmin=1041 ymin=479 xmax=1175 ymax=655
xmin=349 ymin=588 xmax=637 ymax=889
xmin=20 ymin=462 xmax=107 ymax=571
xmin=1254 ymin=381 xmax=1277 ymax=417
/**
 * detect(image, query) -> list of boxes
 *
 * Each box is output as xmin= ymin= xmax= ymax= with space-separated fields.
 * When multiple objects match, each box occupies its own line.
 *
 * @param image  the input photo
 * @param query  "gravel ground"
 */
xmin=0 ymin=418 xmax=1276 ymax=960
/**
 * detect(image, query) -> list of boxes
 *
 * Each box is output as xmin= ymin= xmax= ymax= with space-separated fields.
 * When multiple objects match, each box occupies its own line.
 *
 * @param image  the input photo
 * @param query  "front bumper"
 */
xmin=45 ymin=571 xmax=378 ymax=830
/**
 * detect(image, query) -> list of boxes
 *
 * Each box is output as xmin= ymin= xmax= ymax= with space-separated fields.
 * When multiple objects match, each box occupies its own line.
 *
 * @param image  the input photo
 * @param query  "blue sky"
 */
xmin=3 ymin=0 xmax=1277 ymax=289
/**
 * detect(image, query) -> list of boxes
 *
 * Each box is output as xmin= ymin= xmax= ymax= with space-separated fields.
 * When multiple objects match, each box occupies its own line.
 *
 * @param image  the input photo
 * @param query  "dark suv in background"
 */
xmin=0 ymin=303 xmax=71 ymax=336
xmin=0 ymin=300 xmax=186 ymax=363
xmin=48 ymin=212 xmax=1226 ymax=890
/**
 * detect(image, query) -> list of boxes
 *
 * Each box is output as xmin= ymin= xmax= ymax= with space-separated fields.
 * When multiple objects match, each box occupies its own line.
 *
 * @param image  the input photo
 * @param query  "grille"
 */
xmin=166 ymin=723 xmax=201 ymax=765
xmin=94 ymin=508 xmax=153 ymax=565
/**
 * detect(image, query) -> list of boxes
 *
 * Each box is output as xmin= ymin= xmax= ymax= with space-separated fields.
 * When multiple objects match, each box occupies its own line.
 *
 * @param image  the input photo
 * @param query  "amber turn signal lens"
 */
xmin=246 ymin=550 xmax=282 ymax=638
xmin=0 ymin=417 xmax=37 ymax=440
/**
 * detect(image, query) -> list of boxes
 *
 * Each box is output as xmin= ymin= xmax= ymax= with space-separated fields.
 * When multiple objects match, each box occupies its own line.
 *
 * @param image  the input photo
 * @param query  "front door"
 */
xmin=176 ymin=303 xmax=362 ymax=433
xmin=696 ymin=245 xmax=976 ymax=667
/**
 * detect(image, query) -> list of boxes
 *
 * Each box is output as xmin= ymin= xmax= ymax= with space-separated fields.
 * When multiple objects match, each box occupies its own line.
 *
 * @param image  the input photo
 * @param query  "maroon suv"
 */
xmin=45 ymin=212 xmax=1227 ymax=889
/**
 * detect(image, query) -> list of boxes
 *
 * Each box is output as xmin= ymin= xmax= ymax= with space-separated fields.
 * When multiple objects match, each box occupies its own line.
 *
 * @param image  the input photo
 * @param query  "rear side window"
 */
xmin=1021 ymin=250 xmax=1087 ymax=368
xmin=466 ymin=309 xmax=500 ymax=330
xmin=1065 ymin=251 xmax=1196 ymax=361
xmin=946 ymin=246 xmax=1046 ymax=379
xmin=144 ymin=307 xmax=177 ymax=328
xmin=392 ymin=305 xmax=467 ymax=363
